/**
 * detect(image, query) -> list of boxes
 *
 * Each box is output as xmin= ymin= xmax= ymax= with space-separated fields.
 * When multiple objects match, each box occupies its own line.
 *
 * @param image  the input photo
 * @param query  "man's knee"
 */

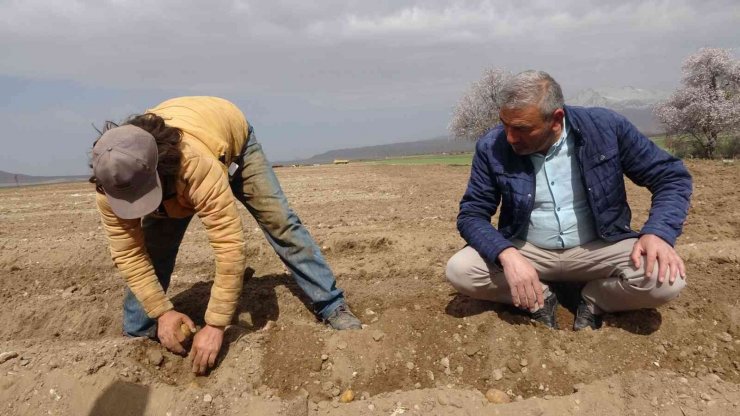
xmin=445 ymin=248 xmax=490 ymax=297
xmin=445 ymin=251 xmax=471 ymax=291
xmin=625 ymin=275 xmax=687 ymax=309
xmin=649 ymin=276 xmax=687 ymax=304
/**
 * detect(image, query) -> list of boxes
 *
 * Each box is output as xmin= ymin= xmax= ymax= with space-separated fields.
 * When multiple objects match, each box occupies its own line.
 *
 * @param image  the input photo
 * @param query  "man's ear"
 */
xmin=551 ymin=108 xmax=565 ymax=130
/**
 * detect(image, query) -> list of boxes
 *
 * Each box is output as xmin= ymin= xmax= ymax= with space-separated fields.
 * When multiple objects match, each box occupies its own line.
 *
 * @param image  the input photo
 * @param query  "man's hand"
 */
xmin=498 ymin=247 xmax=544 ymax=311
xmin=157 ymin=310 xmax=197 ymax=355
xmin=630 ymin=234 xmax=686 ymax=284
xmin=190 ymin=325 xmax=224 ymax=375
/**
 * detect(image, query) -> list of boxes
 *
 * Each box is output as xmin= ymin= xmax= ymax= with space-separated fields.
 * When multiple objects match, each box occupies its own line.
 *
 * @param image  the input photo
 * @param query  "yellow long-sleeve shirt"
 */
xmin=96 ymin=96 xmax=249 ymax=327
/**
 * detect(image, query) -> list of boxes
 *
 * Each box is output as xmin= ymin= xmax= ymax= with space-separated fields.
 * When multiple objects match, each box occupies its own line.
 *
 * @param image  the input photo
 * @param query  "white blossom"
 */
xmin=449 ymin=69 xmax=512 ymax=141
xmin=654 ymin=48 xmax=740 ymax=158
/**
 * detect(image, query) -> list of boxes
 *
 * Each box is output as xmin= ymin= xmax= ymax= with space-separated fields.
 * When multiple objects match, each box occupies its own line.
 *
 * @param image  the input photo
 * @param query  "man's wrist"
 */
xmin=205 ymin=324 xmax=225 ymax=331
xmin=497 ymin=247 xmax=519 ymax=267
xmin=155 ymin=308 xmax=176 ymax=320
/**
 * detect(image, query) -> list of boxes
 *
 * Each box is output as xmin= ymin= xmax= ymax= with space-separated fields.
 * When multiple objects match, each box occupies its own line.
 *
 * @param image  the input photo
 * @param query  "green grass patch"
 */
xmin=649 ymin=135 xmax=668 ymax=150
xmin=360 ymin=153 xmax=473 ymax=166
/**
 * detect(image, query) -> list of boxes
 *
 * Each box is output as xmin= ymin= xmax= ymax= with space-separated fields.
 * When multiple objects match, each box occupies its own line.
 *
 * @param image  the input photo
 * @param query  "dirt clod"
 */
xmin=147 ymin=349 xmax=164 ymax=366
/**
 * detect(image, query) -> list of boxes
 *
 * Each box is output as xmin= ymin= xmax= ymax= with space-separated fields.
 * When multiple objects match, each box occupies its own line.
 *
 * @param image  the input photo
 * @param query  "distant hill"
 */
xmin=567 ymin=87 xmax=669 ymax=135
xmin=281 ymin=136 xmax=476 ymax=165
xmin=0 ymin=170 xmax=88 ymax=187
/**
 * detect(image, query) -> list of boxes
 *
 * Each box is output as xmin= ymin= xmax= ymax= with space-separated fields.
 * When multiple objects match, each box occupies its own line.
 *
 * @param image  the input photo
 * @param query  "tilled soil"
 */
xmin=0 ymin=160 xmax=738 ymax=415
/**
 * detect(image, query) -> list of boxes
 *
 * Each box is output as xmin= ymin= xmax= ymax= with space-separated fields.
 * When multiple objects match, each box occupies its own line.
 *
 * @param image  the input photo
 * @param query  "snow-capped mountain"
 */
xmin=566 ymin=87 xmax=670 ymax=134
xmin=567 ymin=87 xmax=669 ymax=109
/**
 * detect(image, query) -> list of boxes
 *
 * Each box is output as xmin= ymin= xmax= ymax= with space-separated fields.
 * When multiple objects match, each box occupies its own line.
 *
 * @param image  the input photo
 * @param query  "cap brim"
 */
xmin=106 ymin=175 xmax=163 ymax=219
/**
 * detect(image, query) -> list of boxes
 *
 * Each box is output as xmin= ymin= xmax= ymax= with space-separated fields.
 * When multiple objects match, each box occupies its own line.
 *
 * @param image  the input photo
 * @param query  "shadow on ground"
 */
xmin=88 ymin=381 xmax=149 ymax=416
xmin=169 ymin=267 xmax=318 ymax=372
xmin=444 ymin=282 xmax=663 ymax=335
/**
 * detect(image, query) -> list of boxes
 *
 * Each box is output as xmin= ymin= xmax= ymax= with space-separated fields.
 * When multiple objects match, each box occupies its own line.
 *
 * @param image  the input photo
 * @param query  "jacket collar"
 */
xmin=563 ymin=105 xmax=586 ymax=146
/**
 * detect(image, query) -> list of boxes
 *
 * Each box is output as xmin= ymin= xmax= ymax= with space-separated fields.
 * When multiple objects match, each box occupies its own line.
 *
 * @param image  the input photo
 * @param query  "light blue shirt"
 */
xmin=521 ymin=118 xmax=598 ymax=249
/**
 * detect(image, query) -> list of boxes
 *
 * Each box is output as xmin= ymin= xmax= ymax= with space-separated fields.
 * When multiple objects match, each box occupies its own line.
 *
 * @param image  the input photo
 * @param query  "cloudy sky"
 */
xmin=1 ymin=0 xmax=738 ymax=175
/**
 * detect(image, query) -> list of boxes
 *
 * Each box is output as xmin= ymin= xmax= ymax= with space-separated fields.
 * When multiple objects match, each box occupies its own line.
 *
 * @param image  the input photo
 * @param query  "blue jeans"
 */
xmin=123 ymin=129 xmax=345 ymax=337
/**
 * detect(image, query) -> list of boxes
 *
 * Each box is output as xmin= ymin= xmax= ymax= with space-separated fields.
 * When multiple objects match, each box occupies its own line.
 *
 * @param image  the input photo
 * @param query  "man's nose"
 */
xmin=506 ymin=130 xmax=519 ymax=145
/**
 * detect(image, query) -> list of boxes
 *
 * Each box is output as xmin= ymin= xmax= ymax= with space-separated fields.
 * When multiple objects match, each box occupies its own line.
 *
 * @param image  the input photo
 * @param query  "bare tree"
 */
xmin=449 ymin=68 xmax=512 ymax=140
xmin=654 ymin=48 xmax=740 ymax=159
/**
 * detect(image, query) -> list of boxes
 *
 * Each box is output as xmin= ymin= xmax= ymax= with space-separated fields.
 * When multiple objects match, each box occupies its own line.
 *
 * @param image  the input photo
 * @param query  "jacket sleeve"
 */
xmin=615 ymin=113 xmax=693 ymax=246
xmin=96 ymin=193 xmax=174 ymax=318
xmin=457 ymin=138 xmax=515 ymax=264
xmin=182 ymin=155 xmax=246 ymax=327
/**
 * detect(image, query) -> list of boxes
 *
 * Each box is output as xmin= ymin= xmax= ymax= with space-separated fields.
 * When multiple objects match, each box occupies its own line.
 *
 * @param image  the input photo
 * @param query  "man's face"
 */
xmin=499 ymin=105 xmax=564 ymax=155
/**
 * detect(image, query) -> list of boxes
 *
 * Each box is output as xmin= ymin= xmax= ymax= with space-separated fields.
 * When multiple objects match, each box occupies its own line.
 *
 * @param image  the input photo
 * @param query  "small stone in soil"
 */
xmin=717 ymin=332 xmax=733 ymax=343
xmin=465 ymin=345 xmax=480 ymax=356
xmin=339 ymin=389 xmax=354 ymax=403
xmin=0 ymin=351 xmax=19 ymax=364
xmin=506 ymin=358 xmax=520 ymax=373
xmin=485 ymin=389 xmax=510 ymax=404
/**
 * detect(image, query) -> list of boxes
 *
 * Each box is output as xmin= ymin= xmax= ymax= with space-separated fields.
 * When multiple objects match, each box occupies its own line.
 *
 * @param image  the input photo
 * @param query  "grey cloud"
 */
xmin=0 ymin=0 xmax=738 ymax=173
xmin=3 ymin=1 xmax=738 ymax=91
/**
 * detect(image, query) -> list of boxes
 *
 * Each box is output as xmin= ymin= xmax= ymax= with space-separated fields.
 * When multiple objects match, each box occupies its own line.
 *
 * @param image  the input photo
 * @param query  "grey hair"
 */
xmin=498 ymin=70 xmax=564 ymax=119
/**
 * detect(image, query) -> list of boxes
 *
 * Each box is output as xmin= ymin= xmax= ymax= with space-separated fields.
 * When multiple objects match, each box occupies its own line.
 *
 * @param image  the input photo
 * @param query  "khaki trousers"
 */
xmin=445 ymin=238 xmax=686 ymax=314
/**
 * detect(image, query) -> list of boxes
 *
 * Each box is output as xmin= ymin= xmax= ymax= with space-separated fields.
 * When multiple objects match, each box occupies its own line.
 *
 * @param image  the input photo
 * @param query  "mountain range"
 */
xmin=277 ymin=136 xmax=476 ymax=165
xmin=566 ymin=86 xmax=668 ymax=135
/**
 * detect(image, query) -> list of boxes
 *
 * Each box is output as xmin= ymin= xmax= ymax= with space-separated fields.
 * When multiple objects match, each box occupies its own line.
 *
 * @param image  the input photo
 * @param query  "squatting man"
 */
xmin=91 ymin=96 xmax=361 ymax=375
xmin=446 ymin=70 xmax=692 ymax=330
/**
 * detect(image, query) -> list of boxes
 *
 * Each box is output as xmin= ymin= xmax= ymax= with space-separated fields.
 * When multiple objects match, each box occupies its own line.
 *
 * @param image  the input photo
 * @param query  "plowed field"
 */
xmin=1 ymin=160 xmax=738 ymax=415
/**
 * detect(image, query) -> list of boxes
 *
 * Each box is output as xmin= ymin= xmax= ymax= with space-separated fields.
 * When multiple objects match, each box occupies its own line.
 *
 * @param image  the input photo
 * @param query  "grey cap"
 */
xmin=92 ymin=125 xmax=162 ymax=219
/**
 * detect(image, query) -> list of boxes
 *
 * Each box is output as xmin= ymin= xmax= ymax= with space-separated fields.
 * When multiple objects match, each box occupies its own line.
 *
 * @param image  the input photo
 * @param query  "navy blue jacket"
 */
xmin=457 ymin=105 xmax=693 ymax=264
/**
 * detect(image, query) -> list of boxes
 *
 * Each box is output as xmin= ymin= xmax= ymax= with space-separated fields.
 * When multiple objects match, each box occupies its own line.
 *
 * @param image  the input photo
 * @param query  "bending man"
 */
xmin=91 ymin=96 xmax=361 ymax=374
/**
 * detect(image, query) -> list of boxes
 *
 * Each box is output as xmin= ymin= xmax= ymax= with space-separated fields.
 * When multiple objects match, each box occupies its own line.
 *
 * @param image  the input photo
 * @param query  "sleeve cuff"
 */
xmin=204 ymin=309 xmax=232 ymax=327
xmin=147 ymin=300 xmax=175 ymax=319
xmin=639 ymin=226 xmax=677 ymax=247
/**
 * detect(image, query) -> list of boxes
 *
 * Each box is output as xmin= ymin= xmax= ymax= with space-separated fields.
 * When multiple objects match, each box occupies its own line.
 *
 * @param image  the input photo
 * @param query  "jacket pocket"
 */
xmin=585 ymin=147 xmax=621 ymax=182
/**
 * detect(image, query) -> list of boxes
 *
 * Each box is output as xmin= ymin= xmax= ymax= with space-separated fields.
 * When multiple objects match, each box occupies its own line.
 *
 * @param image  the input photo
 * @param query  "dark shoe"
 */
xmin=573 ymin=298 xmax=602 ymax=331
xmin=325 ymin=303 xmax=362 ymax=330
xmin=530 ymin=292 xmax=559 ymax=329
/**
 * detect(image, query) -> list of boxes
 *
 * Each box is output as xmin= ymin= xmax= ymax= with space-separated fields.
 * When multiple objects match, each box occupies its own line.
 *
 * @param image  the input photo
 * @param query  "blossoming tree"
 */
xmin=654 ymin=48 xmax=740 ymax=159
xmin=449 ymin=69 xmax=512 ymax=141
